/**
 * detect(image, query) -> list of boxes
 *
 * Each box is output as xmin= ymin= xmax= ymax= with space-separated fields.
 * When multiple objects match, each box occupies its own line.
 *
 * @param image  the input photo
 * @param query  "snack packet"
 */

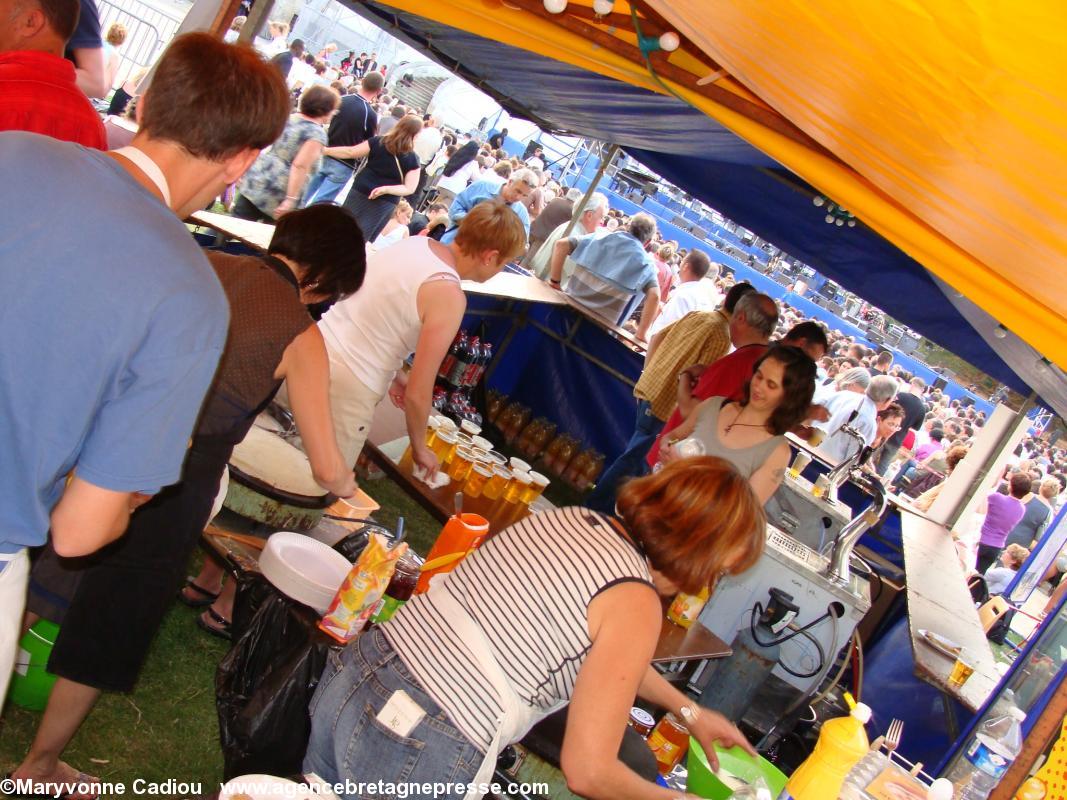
xmin=318 ymin=533 xmax=408 ymax=643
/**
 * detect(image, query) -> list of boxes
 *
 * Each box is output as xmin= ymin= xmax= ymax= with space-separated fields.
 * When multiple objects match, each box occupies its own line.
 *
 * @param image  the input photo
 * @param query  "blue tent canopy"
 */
xmin=356 ymin=1 xmax=1035 ymax=398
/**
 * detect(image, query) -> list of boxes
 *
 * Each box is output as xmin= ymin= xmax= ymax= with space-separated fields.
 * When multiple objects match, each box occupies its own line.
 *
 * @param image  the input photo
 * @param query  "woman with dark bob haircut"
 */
xmin=304 ymin=458 xmax=763 ymax=799
xmin=660 ymin=344 xmax=816 ymax=503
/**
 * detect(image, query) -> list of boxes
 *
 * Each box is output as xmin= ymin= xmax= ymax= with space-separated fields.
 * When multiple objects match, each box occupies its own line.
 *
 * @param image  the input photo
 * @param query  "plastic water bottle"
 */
xmin=943 ymin=707 xmax=1026 ymax=799
xmin=838 ymin=748 xmax=889 ymax=799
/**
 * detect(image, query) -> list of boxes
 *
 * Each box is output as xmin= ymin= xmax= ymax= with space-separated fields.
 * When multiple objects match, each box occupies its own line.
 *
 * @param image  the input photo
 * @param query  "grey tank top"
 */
xmin=691 ymin=397 xmax=785 ymax=478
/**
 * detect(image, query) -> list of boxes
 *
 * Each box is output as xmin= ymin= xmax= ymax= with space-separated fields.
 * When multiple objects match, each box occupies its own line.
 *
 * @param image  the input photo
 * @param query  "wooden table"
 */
xmin=654 ymin=619 xmax=731 ymax=664
xmin=900 ymin=510 xmax=998 ymax=712
xmin=463 ymin=272 xmax=568 ymax=306
xmin=189 ymin=210 xmax=274 ymax=251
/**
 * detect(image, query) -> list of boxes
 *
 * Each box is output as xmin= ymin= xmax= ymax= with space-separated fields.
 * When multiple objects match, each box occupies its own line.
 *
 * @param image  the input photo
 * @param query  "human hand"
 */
xmin=368 ymin=186 xmax=389 ymax=200
xmin=680 ymin=364 xmax=706 ymax=389
xmin=332 ymin=471 xmax=358 ymax=499
xmin=388 ymin=372 xmax=408 ymax=408
xmin=658 ymin=440 xmax=680 ymax=466
xmin=274 ymin=198 xmax=296 ymax=217
xmin=412 ymin=444 xmax=439 ymax=477
xmin=808 ymin=403 xmax=831 ymax=423
xmin=686 ymin=707 xmax=757 ymax=771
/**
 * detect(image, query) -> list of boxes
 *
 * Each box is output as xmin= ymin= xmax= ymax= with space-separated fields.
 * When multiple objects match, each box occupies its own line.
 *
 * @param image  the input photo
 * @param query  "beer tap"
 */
xmin=824 ymin=409 xmax=869 ymax=505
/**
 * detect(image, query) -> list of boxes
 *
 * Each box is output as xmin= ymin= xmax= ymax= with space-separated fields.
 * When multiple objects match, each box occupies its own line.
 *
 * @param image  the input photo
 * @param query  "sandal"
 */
xmin=196 ymin=607 xmax=233 ymax=641
xmin=179 ymin=577 xmax=220 ymax=608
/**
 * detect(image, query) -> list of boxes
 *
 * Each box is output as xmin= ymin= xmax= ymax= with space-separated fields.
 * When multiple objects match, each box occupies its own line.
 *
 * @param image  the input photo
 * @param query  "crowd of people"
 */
xmin=4 ymin=6 xmax=1067 ymax=799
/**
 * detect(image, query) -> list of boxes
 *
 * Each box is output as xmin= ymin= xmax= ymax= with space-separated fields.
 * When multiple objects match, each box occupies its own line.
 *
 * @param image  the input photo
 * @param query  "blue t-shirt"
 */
xmin=440 ymin=179 xmax=531 ymax=244
xmin=0 ymin=132 xmax=230 ymax=553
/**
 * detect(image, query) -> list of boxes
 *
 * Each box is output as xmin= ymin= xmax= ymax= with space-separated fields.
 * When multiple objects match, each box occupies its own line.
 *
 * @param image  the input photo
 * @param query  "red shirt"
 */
xmin=646 ymin=343 xmax=768 ymax=466
xmin=0 ymin=50 xmax=106 ymax=149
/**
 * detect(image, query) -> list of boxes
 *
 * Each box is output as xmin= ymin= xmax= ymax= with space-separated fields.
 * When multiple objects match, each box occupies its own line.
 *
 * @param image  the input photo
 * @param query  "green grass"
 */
xmin=0 ymin=475 xmax=442 ymax=791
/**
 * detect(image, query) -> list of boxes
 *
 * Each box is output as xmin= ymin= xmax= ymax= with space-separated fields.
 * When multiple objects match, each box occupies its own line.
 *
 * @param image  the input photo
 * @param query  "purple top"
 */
xmin=981 ymin=493 xmax=1026 ymax=548
xmin=915 ymin=440 xmax=943 ymax=462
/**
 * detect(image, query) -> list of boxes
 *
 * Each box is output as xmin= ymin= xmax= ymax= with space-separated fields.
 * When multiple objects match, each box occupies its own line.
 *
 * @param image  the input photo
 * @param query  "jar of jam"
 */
xmin=667 ymin=587 xmax=709 ymax=629
xmin=370 ymin=551 xmax=424 ymax=623
xmin=628 ymin=707 xmax=655 ymax=738
xmin=646 ymin=712 xmax=690 ymax=774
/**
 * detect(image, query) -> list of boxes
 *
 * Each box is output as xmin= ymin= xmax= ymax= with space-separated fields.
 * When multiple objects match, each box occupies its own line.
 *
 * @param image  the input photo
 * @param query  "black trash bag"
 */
xmin=216 ymin=578 xmax=338 ymax=780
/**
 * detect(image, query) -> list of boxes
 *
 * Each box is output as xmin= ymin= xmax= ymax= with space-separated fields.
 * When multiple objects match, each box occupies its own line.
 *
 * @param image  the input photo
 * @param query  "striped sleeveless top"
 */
xmin=383 ymin=506 xmax=654 ymax=751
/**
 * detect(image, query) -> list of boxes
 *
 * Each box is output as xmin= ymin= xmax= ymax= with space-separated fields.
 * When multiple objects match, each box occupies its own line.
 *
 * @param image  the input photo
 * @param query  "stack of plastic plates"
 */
xmin=258 ymin=532 xmax=351 ymax=614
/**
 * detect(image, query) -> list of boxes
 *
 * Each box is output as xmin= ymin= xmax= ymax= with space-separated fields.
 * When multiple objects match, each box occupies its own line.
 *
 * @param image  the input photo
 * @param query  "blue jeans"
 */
xmin=304 ymin=158 xmax=354 ymax=206
xmin=304 ymin=628 xmax=484 ymax=799
xmin=585 ymin=399 xmax=663 ymax=513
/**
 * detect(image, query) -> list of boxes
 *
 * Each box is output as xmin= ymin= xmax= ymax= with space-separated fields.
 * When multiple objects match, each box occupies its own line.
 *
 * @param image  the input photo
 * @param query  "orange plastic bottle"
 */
xmin=414 ymin=513 xmax=490 ymax=594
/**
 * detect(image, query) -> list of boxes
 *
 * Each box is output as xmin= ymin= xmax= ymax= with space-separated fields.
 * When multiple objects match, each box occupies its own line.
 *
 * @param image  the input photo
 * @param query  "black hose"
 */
xmin=748 ymin=605 xmax=827 ymax=679
xmin=776 ymin=628 xmax=826 ymax=679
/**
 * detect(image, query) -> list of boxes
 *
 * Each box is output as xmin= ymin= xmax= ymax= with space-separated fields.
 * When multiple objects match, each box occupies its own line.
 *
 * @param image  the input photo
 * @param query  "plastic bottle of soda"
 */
xmin=470 ymin=341 xmax=493 ymax=386
xmin=462 ymin=339 xmax=489 ymax=388
xmin=438 ymin=331 xmax=466 ymax=383
xmin=448 ymin=336 xmax=477 ymax=387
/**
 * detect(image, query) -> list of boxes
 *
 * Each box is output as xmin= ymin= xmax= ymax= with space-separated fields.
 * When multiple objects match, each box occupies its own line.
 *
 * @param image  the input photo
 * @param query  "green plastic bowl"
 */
xmin=7 ymin=620 xmax=61 ymax=711
xmin=687 ymin=739 xmax=787 ymax=799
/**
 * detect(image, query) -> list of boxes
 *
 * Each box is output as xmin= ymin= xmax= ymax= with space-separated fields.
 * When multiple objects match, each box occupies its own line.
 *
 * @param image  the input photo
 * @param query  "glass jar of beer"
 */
xmin=563 ymin=449 xmax=592 ymax=488
xmin=483 ymin=466 xmax=511 ymax=500
xmin=486 ymin=390 xmax=506 ymax=424
xmin=504 ymin=470 xmax=532 ymax=504
xmin=522 ymin=471 xmax=550 ymax=504
xmin=448 ymin=446 xmax=477 ymax=482
xmin=577 ymin=451 xmax=605 ymax=491
xmin=432 ymin=429 xmax=459 ymax=465
xmin=464 ymin=462 xmax=494 ymax=498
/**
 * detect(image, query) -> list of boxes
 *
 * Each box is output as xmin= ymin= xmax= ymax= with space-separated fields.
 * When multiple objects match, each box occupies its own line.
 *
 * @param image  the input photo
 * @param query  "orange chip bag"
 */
xmin=318 ymin=533 xmax=408 ymax=643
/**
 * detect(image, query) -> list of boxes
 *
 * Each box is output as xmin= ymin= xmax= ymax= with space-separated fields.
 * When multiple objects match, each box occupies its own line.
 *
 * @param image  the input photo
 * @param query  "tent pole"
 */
xmin=946 ymin=391 xmax=1036 ymax=530
xmin=238 ymin=0 xmax=277 ymax=44
xmin=561 ymin=143 xmax=620 ymax=240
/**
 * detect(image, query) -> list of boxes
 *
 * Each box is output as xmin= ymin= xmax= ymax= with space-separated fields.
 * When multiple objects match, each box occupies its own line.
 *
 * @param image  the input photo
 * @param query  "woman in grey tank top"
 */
xmin=660 ymin=345 xmax=817 ymax=503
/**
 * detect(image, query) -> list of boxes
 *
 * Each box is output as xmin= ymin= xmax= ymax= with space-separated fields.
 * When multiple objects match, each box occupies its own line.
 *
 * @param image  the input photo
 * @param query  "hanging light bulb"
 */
xmin=658 ymin=31 xmax=681 ymax=51
xmin=835 ymin=218 xmax=845 ymax=226
xmin=592 ymin=0 xmax=614 ymax=15
xmin=543 ymin=0 xmax=568 ymax=13
xmin=812 ymin=196 xmax=825 ymax=207
xmin=993 ymin=325 xmax=1008 ymax=339
xmin=847 ymin=219 xmax=856 ymax=227
xmin=825 ymin=214 xmax=835 ymax=224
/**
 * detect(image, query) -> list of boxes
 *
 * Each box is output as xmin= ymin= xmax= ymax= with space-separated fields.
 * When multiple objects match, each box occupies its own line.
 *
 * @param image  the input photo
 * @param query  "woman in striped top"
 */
xmin=305 ymin=457 xmax=766 ymax=800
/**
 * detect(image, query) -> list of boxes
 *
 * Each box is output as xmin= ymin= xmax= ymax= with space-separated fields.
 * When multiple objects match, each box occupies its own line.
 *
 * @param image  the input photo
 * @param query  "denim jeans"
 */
xmin=585 ymin=399 xmax=663 ymax=513
xmin=304 ymin=158 xmax=355 ymax=206
xmin=303 ymin=628 xmax=484 ymax=799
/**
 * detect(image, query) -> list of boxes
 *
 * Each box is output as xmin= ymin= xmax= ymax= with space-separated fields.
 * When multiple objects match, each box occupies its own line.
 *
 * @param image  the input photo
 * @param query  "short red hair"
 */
xmin=616 ymin=456 xmax=765 ymax=594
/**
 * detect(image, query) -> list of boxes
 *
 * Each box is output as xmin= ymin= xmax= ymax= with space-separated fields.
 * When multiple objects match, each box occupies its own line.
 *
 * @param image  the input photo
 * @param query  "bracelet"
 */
xmin=549 ymin=278 xmax=561 ymax=287
xmin=678 ymin=704 xmax=700 ymax=725
xmin=284 ymin=195 xmax=298 ymax=201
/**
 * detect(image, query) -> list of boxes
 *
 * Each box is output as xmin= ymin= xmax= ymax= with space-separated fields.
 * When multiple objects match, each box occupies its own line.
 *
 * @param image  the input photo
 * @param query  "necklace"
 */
xmin=723 ymin=404 xmax=766 ymax=435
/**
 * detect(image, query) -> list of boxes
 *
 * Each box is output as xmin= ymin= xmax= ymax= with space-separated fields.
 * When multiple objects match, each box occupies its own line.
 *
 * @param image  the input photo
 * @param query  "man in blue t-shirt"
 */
xmin=440 ymin=169 xmax=537 ymax=244
xmin=0 ymin=33 xmax=291 ymax=783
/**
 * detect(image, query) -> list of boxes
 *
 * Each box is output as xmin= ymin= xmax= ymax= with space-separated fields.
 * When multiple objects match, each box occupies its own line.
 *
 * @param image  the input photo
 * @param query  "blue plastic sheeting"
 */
xmin=355 ymin=2 xmax=1037 ymax=400
xmin=862 ymin=619 xmax=974 ymax=769
xmin=463 ymin=295 xmax=642 ymax=460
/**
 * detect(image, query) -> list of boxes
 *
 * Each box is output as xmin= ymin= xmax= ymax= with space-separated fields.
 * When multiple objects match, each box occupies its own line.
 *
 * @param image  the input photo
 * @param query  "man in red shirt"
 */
xmin=0 ymin=0 xmax=107 ymax=148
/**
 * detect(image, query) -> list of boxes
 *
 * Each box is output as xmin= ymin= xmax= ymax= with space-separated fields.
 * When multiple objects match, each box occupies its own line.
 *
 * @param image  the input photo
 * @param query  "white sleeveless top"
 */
xmin=370 ymin=222 xmax=407 ymax=250
xmin=319 ymin=236 xmax=460 ymax=395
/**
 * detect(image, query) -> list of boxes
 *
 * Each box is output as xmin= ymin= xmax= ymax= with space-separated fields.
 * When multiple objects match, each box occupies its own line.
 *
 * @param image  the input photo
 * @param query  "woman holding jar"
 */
xmin=658 ymin=345 xmax=816 ymax=503
xmin=304 ymin=457 xmax=762 ymax=800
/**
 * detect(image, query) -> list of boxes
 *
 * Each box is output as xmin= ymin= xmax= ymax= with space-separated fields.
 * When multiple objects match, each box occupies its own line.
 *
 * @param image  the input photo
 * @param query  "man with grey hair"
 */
xmin=529 ymin=191 xmax=608 ymax=276
xmin=814 ymin=373 xmax=898 ymax=463
xmin=549 ymin=211 xmax=660 ymax=340
xmin=440 ymin=167 xmax=537 ymax=244
xmin=522 ymin=185 xmax=581 ymax=265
